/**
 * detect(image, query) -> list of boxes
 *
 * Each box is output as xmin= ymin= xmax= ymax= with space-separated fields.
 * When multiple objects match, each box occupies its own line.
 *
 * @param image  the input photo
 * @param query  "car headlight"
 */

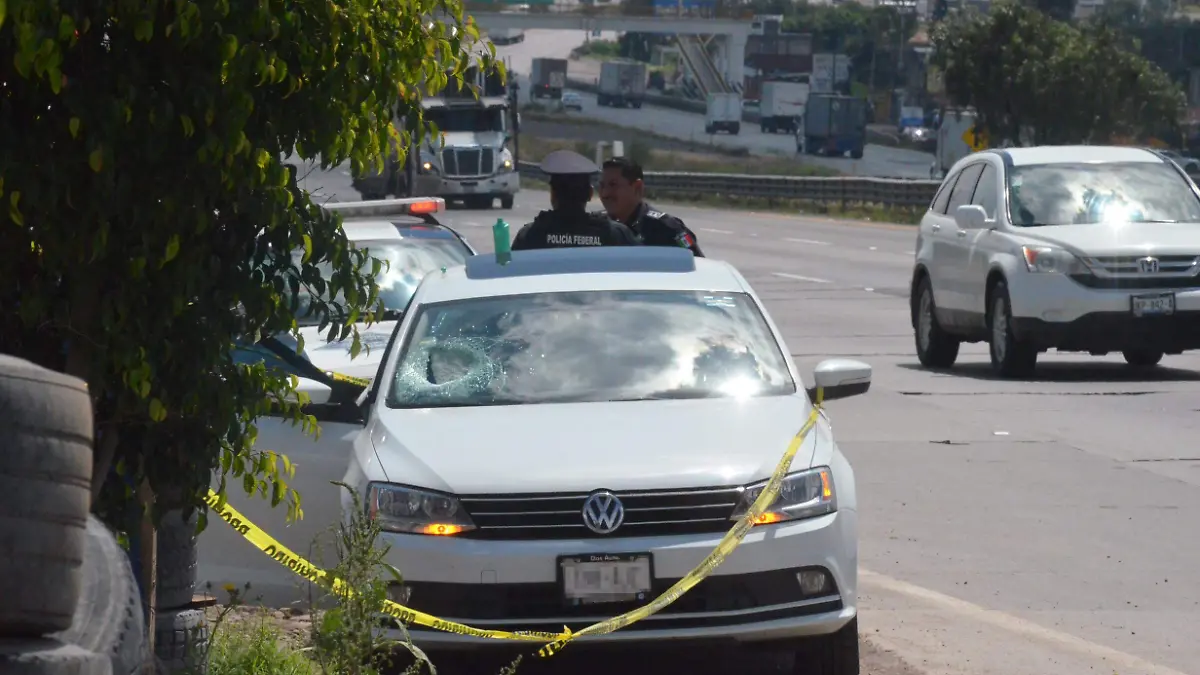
xmin=730 ymin=466 xmax=836 ymax=525
xmin=366 ymin=482 xmax=476 ymax=535
xmin=1020 ymin=245 xmax=1092 ymax=274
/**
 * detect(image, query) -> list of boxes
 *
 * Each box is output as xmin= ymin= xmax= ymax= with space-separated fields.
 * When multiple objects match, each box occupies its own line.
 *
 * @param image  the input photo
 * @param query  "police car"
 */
xmin=289 ymin=247 xmax=870 ymax=673
xmin=287 ymin=197 xmax=475 ymax=382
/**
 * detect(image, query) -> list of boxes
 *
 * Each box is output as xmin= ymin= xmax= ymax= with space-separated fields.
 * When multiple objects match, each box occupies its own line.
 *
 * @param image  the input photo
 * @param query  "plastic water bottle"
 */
xmin=493 ymin=218 xmax=511 ymax=265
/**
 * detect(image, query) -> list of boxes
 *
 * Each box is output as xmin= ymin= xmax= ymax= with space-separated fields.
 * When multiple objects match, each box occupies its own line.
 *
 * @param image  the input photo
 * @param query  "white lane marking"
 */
xmin=772 ymin=272 xmax=831 ymax=284
xmin=459 ymin=221 xmax=482 ymax=228
xmin=786 ymin=237 xmax=831 ymax=246
xmin=699 ymin=227 xmax=734 ymax=235
xmin=860 ymin=569 xmax=1191 ymax=675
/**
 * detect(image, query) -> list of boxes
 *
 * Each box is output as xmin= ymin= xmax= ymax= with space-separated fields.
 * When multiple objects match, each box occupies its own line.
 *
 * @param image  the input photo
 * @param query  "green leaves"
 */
xmin=0 ymin=0 xmax=479 ymax=535
xmin=930 ymin=1 xmax=1184 ymax=146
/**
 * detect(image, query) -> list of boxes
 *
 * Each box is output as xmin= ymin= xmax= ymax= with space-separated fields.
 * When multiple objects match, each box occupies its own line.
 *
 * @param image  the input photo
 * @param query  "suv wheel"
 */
xmin=988 ymin=280 xmax=1037 ymax=378
xmin=913 ymin=276 xmax=960 ymax=368
xmin=792 ymin=617 xmax=859 ymax=675
xmin=1122 ymin=349 xmax=1164 ymax=367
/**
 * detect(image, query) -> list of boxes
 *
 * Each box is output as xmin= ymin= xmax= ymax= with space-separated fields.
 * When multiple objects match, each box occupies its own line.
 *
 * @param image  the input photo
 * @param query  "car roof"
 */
xmin=1002 ymin=145 xmax=1166 ymax=167
xmin=341 ymin=219 xmax=465 ymax=245
xmin=411 ymin=248 xmax=751 ymax=305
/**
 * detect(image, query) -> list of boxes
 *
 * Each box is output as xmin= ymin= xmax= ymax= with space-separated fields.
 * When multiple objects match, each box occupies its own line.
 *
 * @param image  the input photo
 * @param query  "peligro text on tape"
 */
xmin=207 ymin=391 xmax=826 ymax=658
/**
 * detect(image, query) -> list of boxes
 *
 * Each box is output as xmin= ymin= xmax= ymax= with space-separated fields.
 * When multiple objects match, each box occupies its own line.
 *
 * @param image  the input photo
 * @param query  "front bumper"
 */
xmin=1005 ymin=273 xmax=1200 ymax=351
xmin=374 ymin=510 xmax=858 ymax=648
xmin=415 ymin=171 xmax=519 ymax=198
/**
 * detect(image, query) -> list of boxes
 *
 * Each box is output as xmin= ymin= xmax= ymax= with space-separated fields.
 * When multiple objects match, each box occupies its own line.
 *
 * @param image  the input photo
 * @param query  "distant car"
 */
xmin=1159 ymin=149 xmax=1200 ymax=178
xmin=316 ymin=247 xmax=871 ymax=672
xmin=560 ymin=92 xmax=584 ymax=111
xmin=911 ymin=145 xmax=1200 ymax=377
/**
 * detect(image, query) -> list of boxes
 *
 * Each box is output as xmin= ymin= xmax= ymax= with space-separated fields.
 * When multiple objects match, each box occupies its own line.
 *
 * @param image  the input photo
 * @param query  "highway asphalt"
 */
xmin=490 ymin=32 xmax=936 ymax=179
xmin=199 ymin=168 xmax=1200 ymax=675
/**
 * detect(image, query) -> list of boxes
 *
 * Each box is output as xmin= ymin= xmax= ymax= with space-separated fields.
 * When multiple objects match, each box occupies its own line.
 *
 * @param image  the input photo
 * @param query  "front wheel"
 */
xmin=500 ymin=195 xmax=514 ymax=209
xmin=988 ymin=280 xmax=1038 ymax=378
xmin=914 ymin=276 xmax=960 ymax=368
xmin=792 ymin=617 xmax=859 ymax=675
xmin=1122 ymin=349 xmax=1164 ymax=367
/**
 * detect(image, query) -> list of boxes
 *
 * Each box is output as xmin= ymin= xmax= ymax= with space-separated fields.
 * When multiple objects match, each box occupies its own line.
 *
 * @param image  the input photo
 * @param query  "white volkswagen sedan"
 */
xmin=911 ymin=145 xmax=1200 ymax=377
xmin=296 ymin=247 xmax=871 ymax=674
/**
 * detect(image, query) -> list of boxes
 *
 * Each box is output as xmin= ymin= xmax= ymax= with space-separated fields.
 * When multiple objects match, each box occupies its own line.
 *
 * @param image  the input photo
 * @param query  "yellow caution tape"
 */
xmin=327 ymin=371 xmax=372 ymax=387
xmin=205 ymin=389 xmax=826 ymax=657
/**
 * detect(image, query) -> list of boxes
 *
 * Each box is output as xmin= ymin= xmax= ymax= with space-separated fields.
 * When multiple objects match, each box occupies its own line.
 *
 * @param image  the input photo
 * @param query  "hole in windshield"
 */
xmin=385 ymin=290 xmax=798 ymax=409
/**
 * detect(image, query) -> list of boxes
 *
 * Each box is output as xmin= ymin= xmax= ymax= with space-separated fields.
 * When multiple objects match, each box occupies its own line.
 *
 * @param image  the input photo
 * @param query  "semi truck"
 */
xmin=705 ymin=92 xmax=742 ymax=135
xmin=800 ymin=93 xmax=867 ymax=159
xmin=352 ymin=62 xmax=519 ymax=209
xmin=530 ymin=57 xmax=568 ymax=101
xmin=597 ymin=61 xmax=646 ymax=109
xmin=759 ymin=80 xmax=809 ymax=134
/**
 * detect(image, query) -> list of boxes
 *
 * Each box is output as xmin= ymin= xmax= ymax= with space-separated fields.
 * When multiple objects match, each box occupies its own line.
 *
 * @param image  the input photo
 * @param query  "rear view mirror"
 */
xmin=807 ymin=359 xmax=871 ymax=402
xmin=954 ymin=204 xmax=989 ymax=230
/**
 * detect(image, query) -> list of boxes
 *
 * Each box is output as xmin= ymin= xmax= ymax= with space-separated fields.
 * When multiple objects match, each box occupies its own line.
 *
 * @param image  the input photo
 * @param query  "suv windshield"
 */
xmin=293 ymin=237 xmax=469 ymax=326
xmin=385 ymin=290 xmax=796 ymax=409
xmin=1008 ymin=161 xmax=1200 ymax=226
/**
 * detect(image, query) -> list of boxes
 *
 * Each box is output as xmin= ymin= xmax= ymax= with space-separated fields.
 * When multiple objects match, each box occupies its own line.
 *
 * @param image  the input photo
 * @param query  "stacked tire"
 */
xmin=0 ymin=355 xmax=145 ymax=675
xmin=151 ymin=511 xmax=209 ymax=675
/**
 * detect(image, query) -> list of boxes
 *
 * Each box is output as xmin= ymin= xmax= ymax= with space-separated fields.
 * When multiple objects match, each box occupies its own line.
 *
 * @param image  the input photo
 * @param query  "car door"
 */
xmin=197 ymin=339 xmax=367 ymax=607
xmin=920 ymin=168 xmax=963 ymax=311
xmin=939 ymin=161 xmax=986 ymax=311
xmin=960 ymin=161 xmax=1002 ymax=315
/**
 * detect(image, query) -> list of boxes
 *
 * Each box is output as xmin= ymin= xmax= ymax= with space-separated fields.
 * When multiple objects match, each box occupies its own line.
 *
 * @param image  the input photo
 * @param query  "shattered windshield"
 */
xmin=1008 ymin=161 xmax=1200 ymax=226
xmin=385 ymin=290 xmax=796 ymax=409
xmin=292 ymin=237 xmax=470 ymax=326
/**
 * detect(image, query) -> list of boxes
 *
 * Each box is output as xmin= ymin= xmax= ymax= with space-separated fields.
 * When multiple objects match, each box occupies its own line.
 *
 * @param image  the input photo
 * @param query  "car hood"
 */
xmin=367 ymin=394 xmax=829 ymax=494
xmin=296 ymin=322 xmax=397 ymax=381
xmin=1017 ymin=222 xmax=1200 ymax=257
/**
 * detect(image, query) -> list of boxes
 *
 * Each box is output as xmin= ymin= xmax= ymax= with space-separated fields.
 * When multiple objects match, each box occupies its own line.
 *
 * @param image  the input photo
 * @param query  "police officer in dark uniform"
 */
xmin=596 ymin=156 xmax=705 ymax=257
xmin=511 ymin=150 xmax=641 ymax=250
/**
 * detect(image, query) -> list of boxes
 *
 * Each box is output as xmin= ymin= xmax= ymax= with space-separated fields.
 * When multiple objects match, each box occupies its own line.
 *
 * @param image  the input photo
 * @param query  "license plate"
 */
xmin=558 ymin=553 xmax=652 ymax=605
xmin=460 ymin=183 xmax=476 ymax=192
xmin=1131 ymin=293 xmax=1175 ymax=317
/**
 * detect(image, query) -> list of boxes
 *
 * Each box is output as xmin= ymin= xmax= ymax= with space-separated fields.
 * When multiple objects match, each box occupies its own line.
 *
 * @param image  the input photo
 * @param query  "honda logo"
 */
xmin=1138 ymin=257 xmax=1161 ymax=273
xmin=581 ymin=491 xmax=625 ymax=535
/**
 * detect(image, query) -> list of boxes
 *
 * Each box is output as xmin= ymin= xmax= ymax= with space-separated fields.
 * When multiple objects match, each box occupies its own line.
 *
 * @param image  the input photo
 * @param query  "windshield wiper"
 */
xmin=633 ymin=388 xmax=721 ymax=401
xmin=379 ymin=308 xmax=404 ymax=321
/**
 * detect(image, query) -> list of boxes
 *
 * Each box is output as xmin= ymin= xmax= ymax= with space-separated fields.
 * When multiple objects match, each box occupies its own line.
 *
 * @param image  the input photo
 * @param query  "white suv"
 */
xmin=910 ymin=145 xmax=1200 ymax=377
xmin=308 ymin=247 xmax=870 ymax=673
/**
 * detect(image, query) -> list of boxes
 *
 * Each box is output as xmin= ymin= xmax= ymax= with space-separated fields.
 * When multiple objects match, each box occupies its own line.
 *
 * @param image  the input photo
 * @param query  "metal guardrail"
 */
xmin=516 ymin=161 xmax=940 ymax=208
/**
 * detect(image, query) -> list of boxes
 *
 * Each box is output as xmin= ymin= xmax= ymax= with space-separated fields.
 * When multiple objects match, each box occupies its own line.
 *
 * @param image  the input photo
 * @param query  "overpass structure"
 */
xmin=466 ymin=12 xmax=749 ymax=95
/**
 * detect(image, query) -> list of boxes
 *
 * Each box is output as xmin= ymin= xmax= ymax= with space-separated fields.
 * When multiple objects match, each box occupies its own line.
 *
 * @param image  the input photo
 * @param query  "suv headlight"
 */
xmin=366 ymin=482 xmax=476 ymax=535
xmin=1021 ymin=245 xmax=1091 ymax=274
xmin=730 ymin=466 xmax=836 ymax=525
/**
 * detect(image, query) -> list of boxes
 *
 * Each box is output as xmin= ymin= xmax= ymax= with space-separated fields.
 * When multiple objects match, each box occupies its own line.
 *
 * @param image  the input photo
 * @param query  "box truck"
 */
xmin=705 ymin=92 xmax=742 ymax=135
xmin=760 ymin=80 xmax=809 ymax=134
xmin=597 ymin=61 xmax=646 ymax=109
xmin=801 ymin=93 xmax=867 ymax=159
xmin=530 ymin=57 xmax=568 ymax=101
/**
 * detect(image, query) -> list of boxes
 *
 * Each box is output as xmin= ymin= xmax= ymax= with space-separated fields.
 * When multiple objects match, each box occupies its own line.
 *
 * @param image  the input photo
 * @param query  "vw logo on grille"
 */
xmin=581 ymin=491 xmax=625 ymax=535
xmin=1138 ymin=257 xmax=1161 ymax=273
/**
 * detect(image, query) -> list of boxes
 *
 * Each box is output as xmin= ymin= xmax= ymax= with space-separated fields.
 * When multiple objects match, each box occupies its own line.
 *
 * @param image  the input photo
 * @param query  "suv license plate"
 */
xmin=558 ymin=553 xmax=652 ymax=605
xmin=1131 ymin=293 xmax=1175 ymax=317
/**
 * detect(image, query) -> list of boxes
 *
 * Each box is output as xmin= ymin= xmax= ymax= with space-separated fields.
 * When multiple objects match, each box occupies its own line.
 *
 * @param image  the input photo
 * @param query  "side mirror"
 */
xmin=806 ymin=359 xmax=872 ymax=402
xmin=954 ymin=204 xmax=989 ymax=230
xmin=292 ymin=377 xmax=333 ymax=405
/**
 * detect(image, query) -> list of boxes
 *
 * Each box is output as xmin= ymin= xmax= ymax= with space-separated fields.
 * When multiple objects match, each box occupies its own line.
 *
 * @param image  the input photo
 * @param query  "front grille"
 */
xmin=459 ymin=486 xmax=743 ymax=540
xmin=441 ymin=148 xmax=495 ymax=177
xmin=394 ymin=567 xmax=840 ymax=628
xmin=1074 ymin=254 xmax=1200 ymax=290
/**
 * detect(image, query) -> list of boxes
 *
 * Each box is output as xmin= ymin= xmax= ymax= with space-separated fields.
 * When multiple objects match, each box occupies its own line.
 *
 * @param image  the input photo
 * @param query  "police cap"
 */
xmin=539 ymin=149 xmax=599 ymax=178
